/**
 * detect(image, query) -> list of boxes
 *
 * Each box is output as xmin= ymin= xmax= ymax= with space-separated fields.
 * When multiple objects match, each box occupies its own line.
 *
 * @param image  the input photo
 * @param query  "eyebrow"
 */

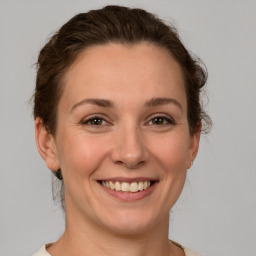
xmin=70 ymin=97 xmax=182 ymax=113
xmin=70 ymin=98 xmax=114 ymax=113
xmin=145 ymin=97 xmax=183 ymax=112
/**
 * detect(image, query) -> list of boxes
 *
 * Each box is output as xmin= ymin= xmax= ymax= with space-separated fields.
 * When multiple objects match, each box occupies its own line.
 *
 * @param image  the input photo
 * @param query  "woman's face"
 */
xmin=39 ymin=43 xmax=200 ymax=234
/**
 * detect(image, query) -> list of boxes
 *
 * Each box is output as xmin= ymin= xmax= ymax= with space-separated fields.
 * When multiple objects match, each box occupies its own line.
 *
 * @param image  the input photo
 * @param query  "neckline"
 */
xmin=44 ymin=240 xmax=186 ymax=256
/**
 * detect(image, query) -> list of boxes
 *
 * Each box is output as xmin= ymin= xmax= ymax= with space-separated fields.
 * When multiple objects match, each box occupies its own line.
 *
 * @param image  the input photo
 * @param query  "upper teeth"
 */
xmin=102 ymin=181 xmax=151 ymax=193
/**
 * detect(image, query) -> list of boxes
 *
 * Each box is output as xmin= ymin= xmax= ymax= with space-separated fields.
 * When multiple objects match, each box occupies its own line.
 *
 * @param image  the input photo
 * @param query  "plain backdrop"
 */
xmin=0 ymin=0 xmax=255 ymax=256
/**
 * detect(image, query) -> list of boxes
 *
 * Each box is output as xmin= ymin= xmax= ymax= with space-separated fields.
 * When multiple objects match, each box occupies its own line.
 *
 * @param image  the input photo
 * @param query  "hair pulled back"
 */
xmin=34 ymin=5 xmax=210 ymax=135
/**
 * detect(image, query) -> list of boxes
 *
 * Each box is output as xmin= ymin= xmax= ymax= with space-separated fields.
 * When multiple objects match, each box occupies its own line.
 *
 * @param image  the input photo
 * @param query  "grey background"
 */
xmin=0 ymin=0 xmax=255 ymax=256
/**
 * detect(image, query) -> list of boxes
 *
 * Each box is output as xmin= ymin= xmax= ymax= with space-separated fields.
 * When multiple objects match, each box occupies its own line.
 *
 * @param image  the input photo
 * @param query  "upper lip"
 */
xmin=98 ymin=177 xmax=159 ymax=183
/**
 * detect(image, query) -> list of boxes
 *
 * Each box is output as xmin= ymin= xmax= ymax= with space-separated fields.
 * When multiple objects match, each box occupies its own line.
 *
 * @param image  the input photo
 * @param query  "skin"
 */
xmin=35 ymin=42 xmax=200 ymax=256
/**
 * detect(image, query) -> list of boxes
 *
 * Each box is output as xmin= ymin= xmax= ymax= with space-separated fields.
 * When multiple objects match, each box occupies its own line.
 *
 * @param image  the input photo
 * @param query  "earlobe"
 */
xmin=35 ymin=118 xmax=60 ymax=171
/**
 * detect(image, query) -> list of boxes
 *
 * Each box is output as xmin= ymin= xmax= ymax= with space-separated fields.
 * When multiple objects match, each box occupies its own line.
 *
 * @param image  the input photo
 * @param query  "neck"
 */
xmin=48 ymin=210 xmax=178 ymax=256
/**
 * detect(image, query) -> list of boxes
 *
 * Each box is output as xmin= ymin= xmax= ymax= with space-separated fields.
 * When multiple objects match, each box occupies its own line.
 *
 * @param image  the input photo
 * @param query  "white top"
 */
xmin=32 ymin=242 xmax=203 ymax=256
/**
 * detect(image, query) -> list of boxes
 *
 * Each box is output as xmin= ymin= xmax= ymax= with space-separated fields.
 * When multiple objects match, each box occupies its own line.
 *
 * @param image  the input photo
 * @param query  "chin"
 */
xmin=104 ymin=221 xmax=153 ymax=236
xmin=98 ymin=209 xmax=164 ymax=236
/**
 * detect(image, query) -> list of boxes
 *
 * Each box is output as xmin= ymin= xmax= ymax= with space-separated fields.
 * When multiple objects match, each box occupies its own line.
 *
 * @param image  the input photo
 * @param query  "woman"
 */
xmin=33 ymin=5 xmax=210 ymax=256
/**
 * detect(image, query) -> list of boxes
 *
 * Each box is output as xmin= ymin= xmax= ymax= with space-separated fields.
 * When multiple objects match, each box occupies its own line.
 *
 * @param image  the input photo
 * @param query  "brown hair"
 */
xmin=33 ymin=5 xmax=211 ymax=206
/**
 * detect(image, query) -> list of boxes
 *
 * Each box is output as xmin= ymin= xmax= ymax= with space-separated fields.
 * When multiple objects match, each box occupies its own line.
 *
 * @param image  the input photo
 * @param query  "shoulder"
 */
xmin=171 ymin=240 xmax=203 ymax=256
xmin=32 ymin=243 xmax=53 ymax=256
xmin=184 ymin=247 xmax=203 ymax=256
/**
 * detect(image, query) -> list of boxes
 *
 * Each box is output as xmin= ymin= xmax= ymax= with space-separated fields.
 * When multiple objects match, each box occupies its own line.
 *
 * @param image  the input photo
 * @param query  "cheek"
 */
xmin=149 ymin=133 xmax=190 ymax=172
xmin=146 ymin=133 xmax=190 ymax=213
xmin=57 ymin=132 xmax=110 ymax=178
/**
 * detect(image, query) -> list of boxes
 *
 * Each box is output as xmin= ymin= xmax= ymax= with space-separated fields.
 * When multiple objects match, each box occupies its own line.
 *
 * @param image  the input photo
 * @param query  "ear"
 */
xmin=35 ymin=118 xmax=60 ymax=171
xmin=187 ymin=123 xmax=201 ymax=169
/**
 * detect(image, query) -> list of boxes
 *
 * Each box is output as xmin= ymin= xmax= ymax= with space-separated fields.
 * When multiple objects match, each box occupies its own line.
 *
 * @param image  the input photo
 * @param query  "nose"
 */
xmin=110 ymin=125 xmax=149 ymax=169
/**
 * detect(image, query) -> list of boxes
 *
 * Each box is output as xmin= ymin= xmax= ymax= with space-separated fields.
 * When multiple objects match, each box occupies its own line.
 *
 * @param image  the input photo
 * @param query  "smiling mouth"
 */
xmin=99 ymin=180 xmax=156 ymax=193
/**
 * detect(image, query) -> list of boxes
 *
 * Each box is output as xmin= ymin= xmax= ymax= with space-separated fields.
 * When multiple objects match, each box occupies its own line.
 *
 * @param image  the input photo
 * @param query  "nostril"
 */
xmin=114 ymin=159 xmax=146 ymax=169
xmin=114 ymin=160 xmax=124 ymax=165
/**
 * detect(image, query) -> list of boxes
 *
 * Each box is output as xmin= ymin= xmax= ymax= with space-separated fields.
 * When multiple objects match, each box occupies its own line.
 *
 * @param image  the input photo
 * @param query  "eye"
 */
xmin=81 ymin=116 xmax=108 ymax=126
xmin=147 ymin=115 xmax=175 ymax=126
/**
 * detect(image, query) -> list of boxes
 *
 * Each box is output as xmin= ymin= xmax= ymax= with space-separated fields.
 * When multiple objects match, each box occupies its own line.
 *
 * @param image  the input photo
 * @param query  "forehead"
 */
xmin=61 ymin=42 xmax=186 ymax=109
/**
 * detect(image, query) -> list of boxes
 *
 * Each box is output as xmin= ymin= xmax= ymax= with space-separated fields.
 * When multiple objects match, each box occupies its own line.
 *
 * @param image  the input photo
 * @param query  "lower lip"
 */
xmin=99 ymin=182 xmax=157 ymax=201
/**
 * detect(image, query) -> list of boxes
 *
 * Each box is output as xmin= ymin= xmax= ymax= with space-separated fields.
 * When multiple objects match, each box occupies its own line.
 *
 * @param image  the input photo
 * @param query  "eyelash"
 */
xmin=146 ymin=115 xmax=176 ymax=126
xmin=81 ymin=115 xmax=108 ymax=126
xmin=80 ymin=114 xmax=176 ymax=127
